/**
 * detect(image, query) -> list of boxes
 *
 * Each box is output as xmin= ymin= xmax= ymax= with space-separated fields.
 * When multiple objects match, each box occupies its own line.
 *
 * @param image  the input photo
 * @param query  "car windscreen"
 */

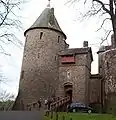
xmin=70 ymin=102 xmax=86 ymax=108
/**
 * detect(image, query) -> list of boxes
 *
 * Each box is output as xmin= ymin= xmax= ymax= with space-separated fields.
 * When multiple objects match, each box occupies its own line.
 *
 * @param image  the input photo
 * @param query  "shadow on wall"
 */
xmin=89 ymin=102 xmax=102 ymax=113
xmin=104 ymin=93 xmax=116 ymax=115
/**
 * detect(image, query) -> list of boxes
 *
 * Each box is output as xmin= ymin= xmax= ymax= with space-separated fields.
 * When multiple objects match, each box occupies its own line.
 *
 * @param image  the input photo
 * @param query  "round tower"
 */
xmin=13 ymin=6 xmax=67 ymax=110
xmin=102 ymin=48 xmax=116 ymax=113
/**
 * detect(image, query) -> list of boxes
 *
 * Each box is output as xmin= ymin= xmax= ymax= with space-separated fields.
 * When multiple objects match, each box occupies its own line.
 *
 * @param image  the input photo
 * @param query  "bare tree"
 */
xmin=67 ymin=0 xmax=116 ymax=46
xmin=0 ymin=0 xmax=26 ymax=55
xmin=0 ymin=90 xmax=15 ymax=111
xmin=0 ymin=90 xmax=14 ymax=101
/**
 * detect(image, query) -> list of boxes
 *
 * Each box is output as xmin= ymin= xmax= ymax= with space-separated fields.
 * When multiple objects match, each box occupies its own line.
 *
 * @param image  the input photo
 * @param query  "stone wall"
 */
xmin=13 ymin=28 xmax=67 ymax=110
xmin=102 ymin=49 xmax=116 ymax=94
xmin=85 ymin=52 xmax=92 ymax=105
xmin=58 ymin=53 xmax=92 ymax=104
xmin=89 ymin=75 xmax=101 ymax=104
xmin=58 ymin=65 xmax=86 ymax=103
xmin=101 ymin=49 xmax=116 ymax=113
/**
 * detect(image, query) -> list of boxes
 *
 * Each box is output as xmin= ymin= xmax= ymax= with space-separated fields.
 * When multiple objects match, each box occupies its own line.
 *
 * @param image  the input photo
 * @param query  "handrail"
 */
xmin=26 ymin=96 xmax=70 ymax=111
xmin=50 ymin=96 xmax=70 ymax=111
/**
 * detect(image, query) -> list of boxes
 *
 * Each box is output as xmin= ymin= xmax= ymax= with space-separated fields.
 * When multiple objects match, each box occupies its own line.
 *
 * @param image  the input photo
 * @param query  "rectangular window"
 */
xmin=61 ymin=56 xmax=75 ymax=64
xmin=38 ymin=53 xmax=40 ymax=58
xmin=40 ymin=32 xmax=43 ymax=39
xmin=58 ymin=36 xmax=60 ymax=43
xmin=25 ymin=35 xmax=28 ymax=43
xmin=21 ymin=70 xmax=24 ymax=79
xmin=55 ymin=56 xmax=57 ymax=61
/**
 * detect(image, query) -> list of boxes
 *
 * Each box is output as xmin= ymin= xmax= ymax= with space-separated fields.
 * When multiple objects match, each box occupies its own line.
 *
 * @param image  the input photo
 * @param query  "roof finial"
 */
xmin=47 ymin=0 xmax=51 ymax=8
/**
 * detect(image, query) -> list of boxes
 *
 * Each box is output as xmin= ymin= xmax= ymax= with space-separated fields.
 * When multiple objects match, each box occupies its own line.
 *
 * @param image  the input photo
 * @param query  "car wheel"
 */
xmin=88 ymin=109 xmax=92 ymax=113
xmin=73 ymin=109 xmax=76 ymax=112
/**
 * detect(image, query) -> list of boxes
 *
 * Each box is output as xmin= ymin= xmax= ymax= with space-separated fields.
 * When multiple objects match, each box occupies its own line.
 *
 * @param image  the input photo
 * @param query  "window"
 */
xmin=61 ymin=56 xmax=75 ymax=64
xmin=43 ymin=82 xmax=46 ymax=91
xmin=40 ymin=32 xmax=43 ymax=39
xmin=107 ymin=62 xmax=109 ymax=69
xmin=58 ymin=36 xmax=60 ymax=43
xmin=38 ymin=53 xmax=40 ymax=58
xmin=67 ymin=71 xmax=71 ymax=79
xmin=55 ymin=56 xmax=56 ymax=61
xmin=25 ymin=35 xmax=28 ymax=43
xmin=40 ymin=81 xmax=46 ymax=91
xmin=21 ymin=70 xmax=24 ymax=79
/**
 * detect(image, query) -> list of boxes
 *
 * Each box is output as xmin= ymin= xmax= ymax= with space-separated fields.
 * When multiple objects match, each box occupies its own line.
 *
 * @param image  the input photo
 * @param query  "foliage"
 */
xmin=0 ymin=100 xmax=14 ymax=110
xmin=0 ymin=90 xmax=15 ymax=111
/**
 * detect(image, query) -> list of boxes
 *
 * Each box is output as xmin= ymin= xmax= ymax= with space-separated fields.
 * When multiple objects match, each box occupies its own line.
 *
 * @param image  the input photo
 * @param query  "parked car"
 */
xmin=67 ymin=102 xmax=93 ymax=113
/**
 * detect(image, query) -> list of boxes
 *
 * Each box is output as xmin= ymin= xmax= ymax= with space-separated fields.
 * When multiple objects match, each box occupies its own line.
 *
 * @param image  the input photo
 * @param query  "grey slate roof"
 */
xmin=59 ymin=47 xmax=93 ymax=61
xmin=24 ymin=7 xmax=66 ymax=39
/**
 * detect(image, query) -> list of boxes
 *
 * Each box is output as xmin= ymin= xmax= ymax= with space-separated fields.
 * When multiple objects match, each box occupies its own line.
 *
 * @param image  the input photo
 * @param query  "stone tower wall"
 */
xmin=14 ymin=28 xmax=67 ymax=109
xmin=102 ymin=49 xmax=116 ymax=94
xmin=102 ymin=49 xmax=116 ymax=113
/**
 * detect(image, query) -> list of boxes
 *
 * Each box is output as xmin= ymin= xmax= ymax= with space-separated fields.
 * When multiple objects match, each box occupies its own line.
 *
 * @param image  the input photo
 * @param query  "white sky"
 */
xmin=0 ymin=0 xmax=112 ymax=97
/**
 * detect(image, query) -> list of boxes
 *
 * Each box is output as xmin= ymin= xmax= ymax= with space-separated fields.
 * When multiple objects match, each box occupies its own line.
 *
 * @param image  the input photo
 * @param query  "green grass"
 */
xmin=44 ymin=112 xmax=116 ymax=120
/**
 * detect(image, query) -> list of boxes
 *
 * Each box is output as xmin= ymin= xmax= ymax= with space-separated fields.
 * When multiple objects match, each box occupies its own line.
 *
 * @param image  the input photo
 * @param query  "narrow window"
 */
xmin=43 ymin=82 xmax=46 ymax=91
xmin=58 ymin=36 xmax=60 ymax=43
xmin=40 ymin=32 xmax=43 ymax=39
xmin=21 ymin=70 xmax=24 ymax=79
xmin=38 ymin=53 xmax=40 ymax=58
xmin=55 ymin=56 xmax=56 ymax=61
xmin=25 ymin=35 xmax=28 ymax=43
xmin=107 ymin=62 xmax=109 ymax=69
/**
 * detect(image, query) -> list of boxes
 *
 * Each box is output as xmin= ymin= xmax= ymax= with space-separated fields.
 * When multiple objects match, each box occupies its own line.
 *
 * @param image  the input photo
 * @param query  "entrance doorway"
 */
xmin=64 ymin=83 xmax=73 ymax=103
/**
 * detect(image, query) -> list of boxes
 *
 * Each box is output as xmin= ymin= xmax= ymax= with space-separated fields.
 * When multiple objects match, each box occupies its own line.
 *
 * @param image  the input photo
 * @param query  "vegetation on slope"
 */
xmin=44 ymin=112 xmax=116 ymax=120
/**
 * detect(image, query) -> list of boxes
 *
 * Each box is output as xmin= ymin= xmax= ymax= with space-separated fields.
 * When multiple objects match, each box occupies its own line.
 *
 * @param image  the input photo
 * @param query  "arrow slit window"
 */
xmin=61 ymin=55 xmax=75 ymax=64
xmin=40 ymin=32 xmax=43 ymax=39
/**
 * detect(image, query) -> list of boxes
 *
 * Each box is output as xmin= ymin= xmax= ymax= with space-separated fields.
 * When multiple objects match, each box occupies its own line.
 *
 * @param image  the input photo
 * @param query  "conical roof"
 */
xmin=24 ymin=7 xmax=66 ymax=39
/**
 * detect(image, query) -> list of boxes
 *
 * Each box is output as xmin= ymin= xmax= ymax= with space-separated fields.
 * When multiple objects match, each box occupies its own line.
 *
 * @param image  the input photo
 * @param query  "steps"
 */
xmin=50 ymin=96 xmax=70 ymax=112
xmin=26 ymin=96 xmax=71 ymax=111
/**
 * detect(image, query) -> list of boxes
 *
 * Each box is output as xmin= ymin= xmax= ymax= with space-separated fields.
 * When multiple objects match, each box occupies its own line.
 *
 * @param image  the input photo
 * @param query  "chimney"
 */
xmin=83 ymin=41 xmax=88 ymax=47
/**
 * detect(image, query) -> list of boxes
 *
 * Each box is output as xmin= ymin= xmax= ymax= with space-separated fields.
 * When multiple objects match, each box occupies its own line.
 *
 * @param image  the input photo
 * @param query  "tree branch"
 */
xmin=96 ymin=18 xmax=111 ymax=32
xmin=100 ymin=30 xmax=113 ymax=45
xmin=0 ymin=0 xmax=25 ymax=54
xmin=93 ymin=0 xmax=111 ymax=16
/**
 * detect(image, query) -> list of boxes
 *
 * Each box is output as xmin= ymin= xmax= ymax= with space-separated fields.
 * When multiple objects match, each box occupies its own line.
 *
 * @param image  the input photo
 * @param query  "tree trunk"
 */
xmin=111 ymin=15 xmax=116 ymax=48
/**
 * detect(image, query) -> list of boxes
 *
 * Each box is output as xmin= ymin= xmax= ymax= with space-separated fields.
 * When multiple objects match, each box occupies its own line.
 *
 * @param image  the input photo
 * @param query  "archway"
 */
xmin=64 ymin=83 xmax=73 ymax=103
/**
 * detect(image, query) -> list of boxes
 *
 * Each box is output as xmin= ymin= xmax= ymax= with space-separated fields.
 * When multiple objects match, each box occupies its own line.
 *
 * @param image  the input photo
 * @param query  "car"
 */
xmin=67 ymin=102 xmax=93 ymax=113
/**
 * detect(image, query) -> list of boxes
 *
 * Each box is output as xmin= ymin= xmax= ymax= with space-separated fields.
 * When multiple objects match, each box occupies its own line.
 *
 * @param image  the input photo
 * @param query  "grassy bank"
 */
xmin=44 ymin=112 xmax=116 ymax=120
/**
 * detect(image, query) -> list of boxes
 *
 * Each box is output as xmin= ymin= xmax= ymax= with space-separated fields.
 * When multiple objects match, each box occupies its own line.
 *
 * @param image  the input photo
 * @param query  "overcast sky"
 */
xmin=0 ymin=0 xmax=112 ymax=97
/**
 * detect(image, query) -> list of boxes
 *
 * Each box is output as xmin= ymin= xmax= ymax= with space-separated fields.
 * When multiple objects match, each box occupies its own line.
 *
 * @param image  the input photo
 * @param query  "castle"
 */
xmin=12 ymin=5 xmax=116 ymax=113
